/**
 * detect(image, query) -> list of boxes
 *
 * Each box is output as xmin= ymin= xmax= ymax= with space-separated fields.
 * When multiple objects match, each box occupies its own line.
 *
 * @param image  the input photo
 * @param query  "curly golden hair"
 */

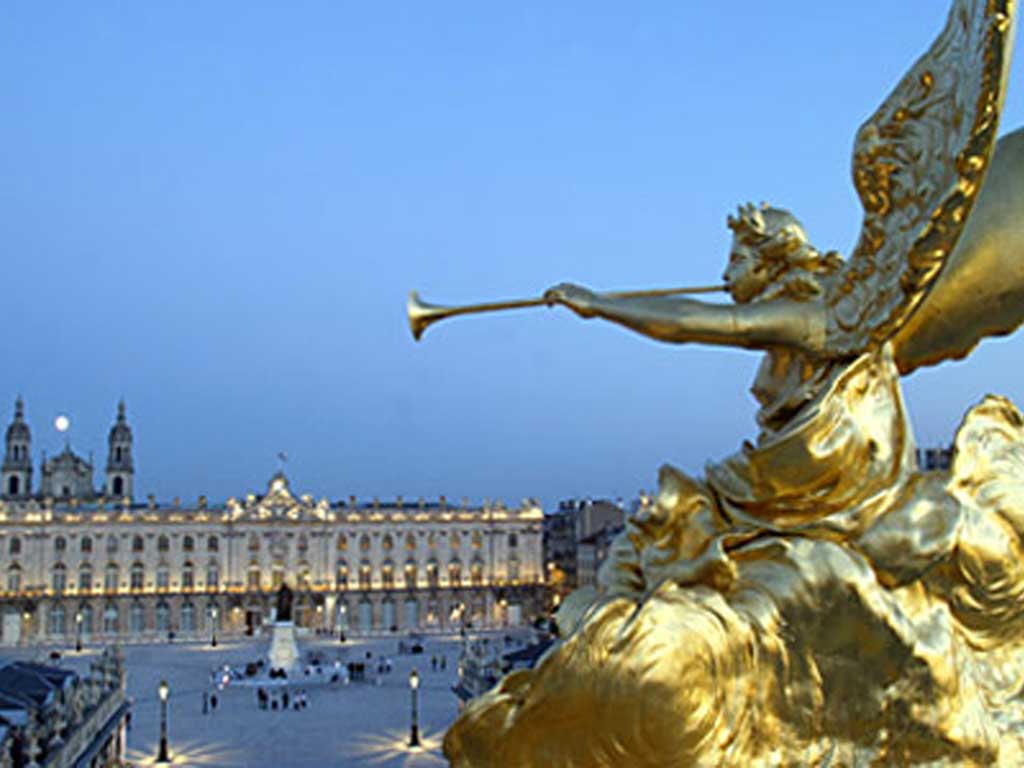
xmin=727 ymin=203 xmax=842 ymax=301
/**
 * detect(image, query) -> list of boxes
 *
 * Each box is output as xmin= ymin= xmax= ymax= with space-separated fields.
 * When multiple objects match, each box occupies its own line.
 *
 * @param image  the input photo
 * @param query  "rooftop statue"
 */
xmin=419 ymin=1 xmax=1024 ymax=765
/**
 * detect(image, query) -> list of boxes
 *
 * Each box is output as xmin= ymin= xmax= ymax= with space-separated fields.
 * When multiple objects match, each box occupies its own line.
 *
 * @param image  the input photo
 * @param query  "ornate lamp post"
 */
xmin=408 ymin=668 xmax=421 ymax=747
xmin=74 ymin=610 xmax=83 ymax=652
xmin=210 ymin=605 xmax=218 ymax=648
xmin=156 ymin=679 xmax=170 ymax=763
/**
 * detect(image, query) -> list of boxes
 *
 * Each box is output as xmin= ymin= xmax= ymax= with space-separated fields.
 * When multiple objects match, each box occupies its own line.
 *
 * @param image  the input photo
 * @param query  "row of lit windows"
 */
xmin=6 ymin=530 xmax=525 ymax=557
xmin=44 ymin=600 xmax=215 ymax=636
xmin=7 ymin=534 xmax=221 ymax=557
xmin=7 ymin=562 xmax=220 ymax=594
xmin=8 ymin=556 xmax=522 ymax=594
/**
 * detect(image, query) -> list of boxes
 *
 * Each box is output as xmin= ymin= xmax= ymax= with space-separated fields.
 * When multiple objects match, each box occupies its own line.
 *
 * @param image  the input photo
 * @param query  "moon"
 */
xmin=54 ymin=415 xmax=70 ymax=432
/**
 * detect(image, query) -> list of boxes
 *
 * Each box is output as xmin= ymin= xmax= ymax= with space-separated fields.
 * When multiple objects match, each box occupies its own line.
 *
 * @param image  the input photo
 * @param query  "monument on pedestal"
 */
xmin=267 ymin=583 xmax=300 ymax=674
xmin=408 ymin=1 xmax=1024 ymax=764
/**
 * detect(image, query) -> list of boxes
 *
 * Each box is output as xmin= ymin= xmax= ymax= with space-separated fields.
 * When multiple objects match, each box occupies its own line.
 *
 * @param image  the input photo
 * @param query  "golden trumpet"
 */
xmin=407 ymin=284 xmax=726 ymax=341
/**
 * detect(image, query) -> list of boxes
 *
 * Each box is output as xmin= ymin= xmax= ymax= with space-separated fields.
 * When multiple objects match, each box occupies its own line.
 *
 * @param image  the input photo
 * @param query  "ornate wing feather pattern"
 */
xmin=826 ymin=0 xmax=1015 ymax=355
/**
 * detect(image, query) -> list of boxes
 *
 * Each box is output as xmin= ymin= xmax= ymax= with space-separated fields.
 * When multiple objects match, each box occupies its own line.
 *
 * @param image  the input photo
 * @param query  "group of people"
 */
xmin=256 ymin=686 xmax=309 ymax=711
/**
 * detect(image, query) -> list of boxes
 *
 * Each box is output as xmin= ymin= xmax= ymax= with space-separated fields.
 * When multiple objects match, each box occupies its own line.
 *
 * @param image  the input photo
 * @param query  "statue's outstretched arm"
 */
xmin=545 ymin=283 xmax=826 ymax=355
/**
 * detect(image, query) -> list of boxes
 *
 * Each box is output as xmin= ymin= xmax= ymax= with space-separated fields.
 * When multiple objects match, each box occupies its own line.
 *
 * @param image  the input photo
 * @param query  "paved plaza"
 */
xmin=7 ymin=633 xmax=490 ymax=767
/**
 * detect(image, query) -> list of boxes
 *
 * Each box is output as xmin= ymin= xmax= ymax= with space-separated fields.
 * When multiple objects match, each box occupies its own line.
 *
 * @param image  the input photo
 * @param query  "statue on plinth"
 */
xmin=275 ymin=582 xmax=293 ymax=623
xmin=427 ymin=0 xmax=1024 ymax=764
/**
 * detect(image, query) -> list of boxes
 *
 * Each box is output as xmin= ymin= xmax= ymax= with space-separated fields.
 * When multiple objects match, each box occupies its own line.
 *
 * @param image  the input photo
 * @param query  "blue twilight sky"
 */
xmin=2 ymin=1 xmax=1023 ymax=509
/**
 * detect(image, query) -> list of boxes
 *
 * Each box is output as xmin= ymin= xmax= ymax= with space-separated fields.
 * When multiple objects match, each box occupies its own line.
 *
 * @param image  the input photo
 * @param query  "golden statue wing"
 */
xmin=826 ymin=0 xmax=1016 ymax=357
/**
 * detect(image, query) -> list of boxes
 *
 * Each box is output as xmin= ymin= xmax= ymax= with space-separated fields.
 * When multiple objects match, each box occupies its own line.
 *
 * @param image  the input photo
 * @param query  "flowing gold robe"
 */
xmin=445 ymin=345 xmax=1024 ymax=766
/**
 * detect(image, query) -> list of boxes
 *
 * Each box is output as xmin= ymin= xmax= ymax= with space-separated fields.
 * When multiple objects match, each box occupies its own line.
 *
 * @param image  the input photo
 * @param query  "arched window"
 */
xmin=130 ymin=562 xmax=144 ymax=590
xmin=7 ymin=476 xmax=18 ymax=495
xmin=381 ymin=560 xmax=394 ymax=589
xmin=107 ymin=536 xmax=118 ymax=554
xmin=426 ymin=559 xmax=439 ymax=588
xmin=427 ymin=532 xmax=437 ymax=549
xmin=81 ymin=536 xmax=93 ymax=554
xmin=183 ymin=535 xmax=195 ymax=553
xmin=508 ymin=532 xmax=518 ymax=548
xmin=359 ymin=560 xmax=372 ymax=590
xmin=48 ymin=604 xmax=66 ymax=636
xmin=112 ymin=476 xmax=124 ymax=496
xmin=9 ymin=537 xmax=20 ymax=556
xmin=78 ymin=564 xmax=92 ymax=593
xmin=156 ymin=564 xmax=170 ymax=590
xmin=382 ymin=596 xmax=396 ymax=631
xmin=247 ymin=563 xmax=261 ymax=591
xmin=105 ymin=564 xmax=119 ymax=592
xmin=206 ymin=562 xmax=219 ymax=590
xmin=359 ymin=535 xmax=371 ymax=552
xmin=382 ymin=534 xmax=394 ymax=551
xmin=103 ymin=604 xmax=118 ymax=634
xmin=115 ymin=446 xmax=122 ymax=462
xmin=79 ymin=603 xmax=94 ymax=636
xmin=157 ymin=535 xmax=170 ymax=553
xmin=297 ymin=562 xmax=312 ymax=589
xmin=132 ymin=535 xmax=144 ymax=553
xmin=336 ymin=561 xmax=349 ymax=590
xmin=52 ymin=564 xmax=67 ymax=594
xmin=248 ymin=533 xmax=260 ymax=551
xmin=471 ymin=558 xmax=484 ymax=586
xmin=155 ymin=601 xmax=170 ymax=632
xmin=54 ymin=536 xmax=66 ymax=555
xmin=404 ymin=560 xmax=418 ymax=589
xmin=448 ymin=560 xmax=462 ymax=587
xmin=508 ymin=556 xmax=520 ymax=583
xmin=130 ymin=602 xmax=145 ymax=634
xmin=7 ymin=566 xmax=21 ymax=593
xmin=182 ymin=562 xmax=194 ymax=590
xmin=180 ymin=602 xmax=195 ymax=632
xmin=472 ymin=531 xmax=483 ymax=549
xmin=450 ymin=532 xmax=461 ymax=549
xmin=297 ymin=534 xmax=308 ymax=553
xmin=336 ymin=534 xmax=348 ymax=551
xmin=271 ymin=561 xmax=285 ymax=590
xmin=405 ymin=533 xmax=416 ymax=551
xmin=207 ymin=535 xmax=219 ymax=552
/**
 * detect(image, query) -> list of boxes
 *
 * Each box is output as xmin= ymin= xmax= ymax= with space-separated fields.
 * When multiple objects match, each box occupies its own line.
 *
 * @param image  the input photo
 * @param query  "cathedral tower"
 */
xmin=2 ymin=397 xmax=32 ymax=499
xmin=105 ymin=400 xmax=134 ymax=500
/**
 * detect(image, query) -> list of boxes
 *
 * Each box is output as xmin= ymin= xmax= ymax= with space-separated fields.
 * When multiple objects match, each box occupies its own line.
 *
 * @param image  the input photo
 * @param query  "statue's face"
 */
xmin=724 ymin=237 xmax=770 ymax=303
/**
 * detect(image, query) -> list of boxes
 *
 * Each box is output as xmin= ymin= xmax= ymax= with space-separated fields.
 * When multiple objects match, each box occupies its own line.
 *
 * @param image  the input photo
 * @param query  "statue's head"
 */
xmin=725 ymin=203 xmax=841 ymax=303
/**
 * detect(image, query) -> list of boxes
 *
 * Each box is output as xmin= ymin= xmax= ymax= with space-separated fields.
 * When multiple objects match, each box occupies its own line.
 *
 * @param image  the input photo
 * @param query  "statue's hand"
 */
xmin=544 ymin=283 xmax=599 ymax=318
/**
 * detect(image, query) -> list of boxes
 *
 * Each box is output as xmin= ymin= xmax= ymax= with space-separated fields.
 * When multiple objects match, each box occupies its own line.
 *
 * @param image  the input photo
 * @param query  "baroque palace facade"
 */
xmin=0 ymin=399 xmax=545 ymax=646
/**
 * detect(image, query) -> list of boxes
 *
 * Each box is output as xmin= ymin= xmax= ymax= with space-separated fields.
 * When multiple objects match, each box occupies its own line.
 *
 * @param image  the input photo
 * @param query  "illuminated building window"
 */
xmin=78 ymin=565 xmax=92 ymax=593
xmin=130 ymin=563 xmax=144 ymax=590
xmin=52 ymin=564 xmax=67 ymax=594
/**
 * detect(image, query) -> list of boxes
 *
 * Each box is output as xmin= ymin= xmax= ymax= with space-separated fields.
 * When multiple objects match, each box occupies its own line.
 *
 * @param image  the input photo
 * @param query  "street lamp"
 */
xmin=408 ymin=668 xmax=420 ymax=747
xmin=157 ymin=679 xmax=170 ymax=763
xmin=210 ymin=605 xmax=218 ymax=647
xmin=75 ymin=610 xmax=83 ymax=652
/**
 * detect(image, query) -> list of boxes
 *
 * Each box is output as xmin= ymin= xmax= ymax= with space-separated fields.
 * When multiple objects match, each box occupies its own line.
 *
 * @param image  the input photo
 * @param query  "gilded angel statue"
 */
xmin=439 ymin=0 xmax=1024 ymax=765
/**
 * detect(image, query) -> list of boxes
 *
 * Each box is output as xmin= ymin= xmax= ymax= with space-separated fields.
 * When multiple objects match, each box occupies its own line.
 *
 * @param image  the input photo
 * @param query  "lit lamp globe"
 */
xmin=55 ymin=415 xmax=70 ymax=433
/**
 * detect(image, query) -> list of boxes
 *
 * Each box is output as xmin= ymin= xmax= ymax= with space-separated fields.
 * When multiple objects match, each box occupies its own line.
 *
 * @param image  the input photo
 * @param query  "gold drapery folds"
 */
xmin=446 ymin=349 xmax=1024 ymax=765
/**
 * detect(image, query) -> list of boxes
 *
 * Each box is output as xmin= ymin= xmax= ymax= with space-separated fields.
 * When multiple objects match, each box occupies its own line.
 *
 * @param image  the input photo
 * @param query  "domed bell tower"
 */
xmin=105 ymin=400 xmax=134 ymax=500
xmin=2 ymin=397 xmax=33 ymax=499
